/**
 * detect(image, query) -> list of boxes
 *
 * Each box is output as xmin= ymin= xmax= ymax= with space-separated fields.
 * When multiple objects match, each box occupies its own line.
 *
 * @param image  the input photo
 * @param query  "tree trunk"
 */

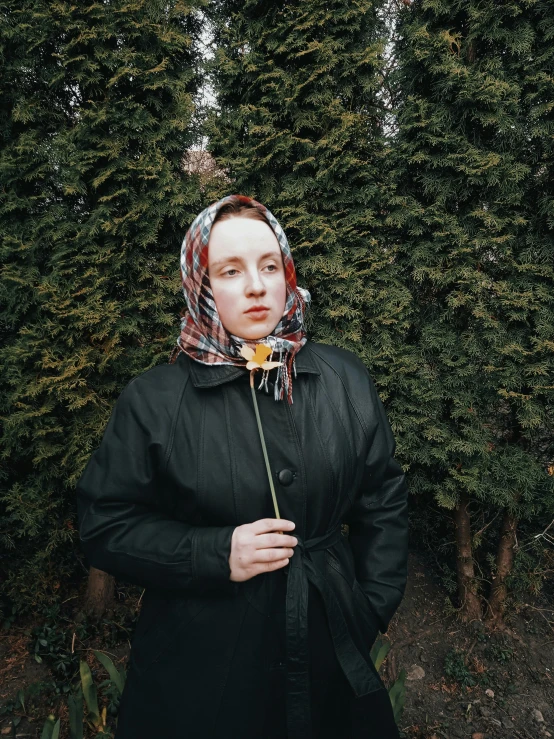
xmin=454 ymin=488 xmax=482 ymax=622
xmin=83 ymin=567 xmax=114 ymax=618
xmin=486 ymin=507 xmax=518 ymax=625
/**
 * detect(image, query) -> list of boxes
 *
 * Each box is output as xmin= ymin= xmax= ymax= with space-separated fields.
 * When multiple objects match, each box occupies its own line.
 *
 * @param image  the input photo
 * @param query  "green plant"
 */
xmin=485 ymin=642 xmax=515 ymax=663
xmin=370 ymin=636 xmax=407 ymax=725
xmin=0 ymin=688 xmax=31 ymax=731
xmin=444 ymin=648 xmax=477 ymax=688
xmin=388 ymin=668 xmax=407 ymax=724
xmin=1 ymin=0 xmax=208 ymax=617
xmin=93 ymin=650 xmax=127 ymax=717
xmin=32 ymin=623 xmax=77 ymax=679
xmin=71 ymin=593 xmax=141 ymax=650
xmin=42 ymin=650 xmax=127 ymax=739
xmin=41 ymin=714 xmax=61 ymax=739
xmin=67 ymin=689 xmax=84 ymax=739
xmin=0 ymin=681 xmax=57 ymax=723
xmin=389 ymin=0 xmax=554 ymax=624
xmin=371 ymin=634 xmax=391 ymax=672
xmin=79 ymin=659 xmax=110 ymax=736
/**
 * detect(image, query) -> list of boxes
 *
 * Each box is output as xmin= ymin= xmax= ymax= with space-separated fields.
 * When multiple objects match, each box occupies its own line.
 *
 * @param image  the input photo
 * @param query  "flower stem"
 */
xmin=250 ymin=370 xmax=281 ymax=521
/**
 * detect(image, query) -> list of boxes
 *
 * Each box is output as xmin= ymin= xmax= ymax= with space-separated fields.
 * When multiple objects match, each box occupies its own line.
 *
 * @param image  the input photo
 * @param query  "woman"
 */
xmin=76 ymin=194 xmax=409 ymax=739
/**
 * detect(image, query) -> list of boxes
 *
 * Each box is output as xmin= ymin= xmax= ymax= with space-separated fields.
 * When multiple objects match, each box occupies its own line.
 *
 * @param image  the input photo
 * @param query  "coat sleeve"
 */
xmin=345 ymin=374 xmax=409 ymax=634
xmin=76 ymin=377 xmax=237 ymax=593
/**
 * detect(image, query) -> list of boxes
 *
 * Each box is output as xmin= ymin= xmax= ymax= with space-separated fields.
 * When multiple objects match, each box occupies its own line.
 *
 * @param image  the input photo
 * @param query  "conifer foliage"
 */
xmin=390 ymin=0 xmax=554 ymax=620
xmin=1 ymin=0 xmax=553 ymax=624
xmin=0 ymin=1 xmax=206 ymax=612
xmin=205 ymin=0 xmax=413 ymax=392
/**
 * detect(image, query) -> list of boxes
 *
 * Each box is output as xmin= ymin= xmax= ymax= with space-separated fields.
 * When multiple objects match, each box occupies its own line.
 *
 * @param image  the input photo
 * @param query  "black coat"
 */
xmin=76 ymin=340 xmax=409 ymax=739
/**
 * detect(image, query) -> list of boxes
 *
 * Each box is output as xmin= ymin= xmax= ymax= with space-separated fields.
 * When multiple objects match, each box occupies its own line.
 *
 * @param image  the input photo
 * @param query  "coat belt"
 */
xmin=282 ymin=524 xmax=383 ymax=739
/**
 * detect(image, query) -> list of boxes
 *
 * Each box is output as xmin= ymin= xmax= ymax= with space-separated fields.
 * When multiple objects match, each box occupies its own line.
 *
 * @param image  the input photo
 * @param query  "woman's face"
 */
xmin=207 ymin=217 xmax=287 ymax=341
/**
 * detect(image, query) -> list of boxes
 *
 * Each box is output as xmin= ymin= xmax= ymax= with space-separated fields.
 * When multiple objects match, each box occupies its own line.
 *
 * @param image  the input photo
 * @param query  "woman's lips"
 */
xmin=245 ymin=308 xmax=270 ymax=319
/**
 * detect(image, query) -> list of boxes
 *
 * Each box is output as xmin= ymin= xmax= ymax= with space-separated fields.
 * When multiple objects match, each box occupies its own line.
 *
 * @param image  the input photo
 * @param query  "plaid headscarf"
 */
xmin=168 ymin=194 xmax=311 ymax=404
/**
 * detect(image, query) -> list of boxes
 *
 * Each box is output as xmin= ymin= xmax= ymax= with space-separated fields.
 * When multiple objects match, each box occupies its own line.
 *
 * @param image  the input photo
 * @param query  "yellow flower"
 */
xmin=240 ymin=343 xmax=283 ymax=371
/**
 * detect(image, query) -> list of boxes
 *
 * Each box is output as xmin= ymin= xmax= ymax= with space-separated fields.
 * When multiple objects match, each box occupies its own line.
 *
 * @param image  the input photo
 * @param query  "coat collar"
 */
xmin=183 ymin=340 xmax=321 ymax=388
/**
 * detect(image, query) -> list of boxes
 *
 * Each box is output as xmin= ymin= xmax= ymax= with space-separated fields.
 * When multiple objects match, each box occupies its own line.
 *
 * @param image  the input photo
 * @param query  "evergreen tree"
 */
xmin=205 ymin=0 xmax=413 ymax=405
xmin=0 ymin=0 xmax=207 ymax=614
xmin=390 ymin=0 xmax=554 ymax=621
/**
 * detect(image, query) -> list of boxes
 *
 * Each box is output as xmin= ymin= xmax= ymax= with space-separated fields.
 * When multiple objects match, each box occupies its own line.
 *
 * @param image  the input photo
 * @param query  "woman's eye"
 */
xmin=223 ymin=264 xmax=277 ymax=276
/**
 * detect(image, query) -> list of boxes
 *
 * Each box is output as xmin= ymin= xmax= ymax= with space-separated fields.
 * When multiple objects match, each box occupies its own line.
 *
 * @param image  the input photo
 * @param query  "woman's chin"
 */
xmin=231 ymin=320 xmax=279 ymax=341
xmin=238 ymin=330 xmax=270 ymax=341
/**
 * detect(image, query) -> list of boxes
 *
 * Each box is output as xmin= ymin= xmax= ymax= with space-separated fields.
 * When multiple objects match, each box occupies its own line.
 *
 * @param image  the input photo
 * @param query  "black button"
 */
xmin=278 ymin=469 xmax=295 ymax=486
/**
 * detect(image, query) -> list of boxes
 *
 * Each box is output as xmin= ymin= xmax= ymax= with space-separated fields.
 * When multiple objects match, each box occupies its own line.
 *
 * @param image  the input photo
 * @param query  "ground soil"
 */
xmin=382 ymin=552 xmax=553 ymax=739
xmin=1 ymin=549 xmax=552 ymax=738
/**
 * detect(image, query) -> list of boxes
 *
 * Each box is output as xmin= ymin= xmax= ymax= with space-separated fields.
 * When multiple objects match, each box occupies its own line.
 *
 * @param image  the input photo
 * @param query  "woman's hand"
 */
xmin=229 ymin=518 xmax=298 ymax=582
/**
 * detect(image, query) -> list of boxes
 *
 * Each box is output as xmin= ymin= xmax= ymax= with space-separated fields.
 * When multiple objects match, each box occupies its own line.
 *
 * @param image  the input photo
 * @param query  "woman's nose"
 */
xmin=246 ymin=271 xmax=266 ymax=294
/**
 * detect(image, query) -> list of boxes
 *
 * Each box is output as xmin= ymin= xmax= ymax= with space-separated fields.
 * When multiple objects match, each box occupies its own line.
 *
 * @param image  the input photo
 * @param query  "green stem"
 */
xmin=250 ymin=372 xmax=281 ymax=520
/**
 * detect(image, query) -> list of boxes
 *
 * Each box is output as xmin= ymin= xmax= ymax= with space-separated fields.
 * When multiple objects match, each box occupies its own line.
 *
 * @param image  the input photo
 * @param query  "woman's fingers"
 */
xmin=251 ymin=518 xmax=296 ymax=534
xmin=229 ymin=518 xmax=297 ymax=582
xmin=263 ymin=558 xmax=290 ymax=572
xmin=254 ymin=532 xmax=298 ymax=550
xmin=254 ymin=546 xmax=295 ymax=562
